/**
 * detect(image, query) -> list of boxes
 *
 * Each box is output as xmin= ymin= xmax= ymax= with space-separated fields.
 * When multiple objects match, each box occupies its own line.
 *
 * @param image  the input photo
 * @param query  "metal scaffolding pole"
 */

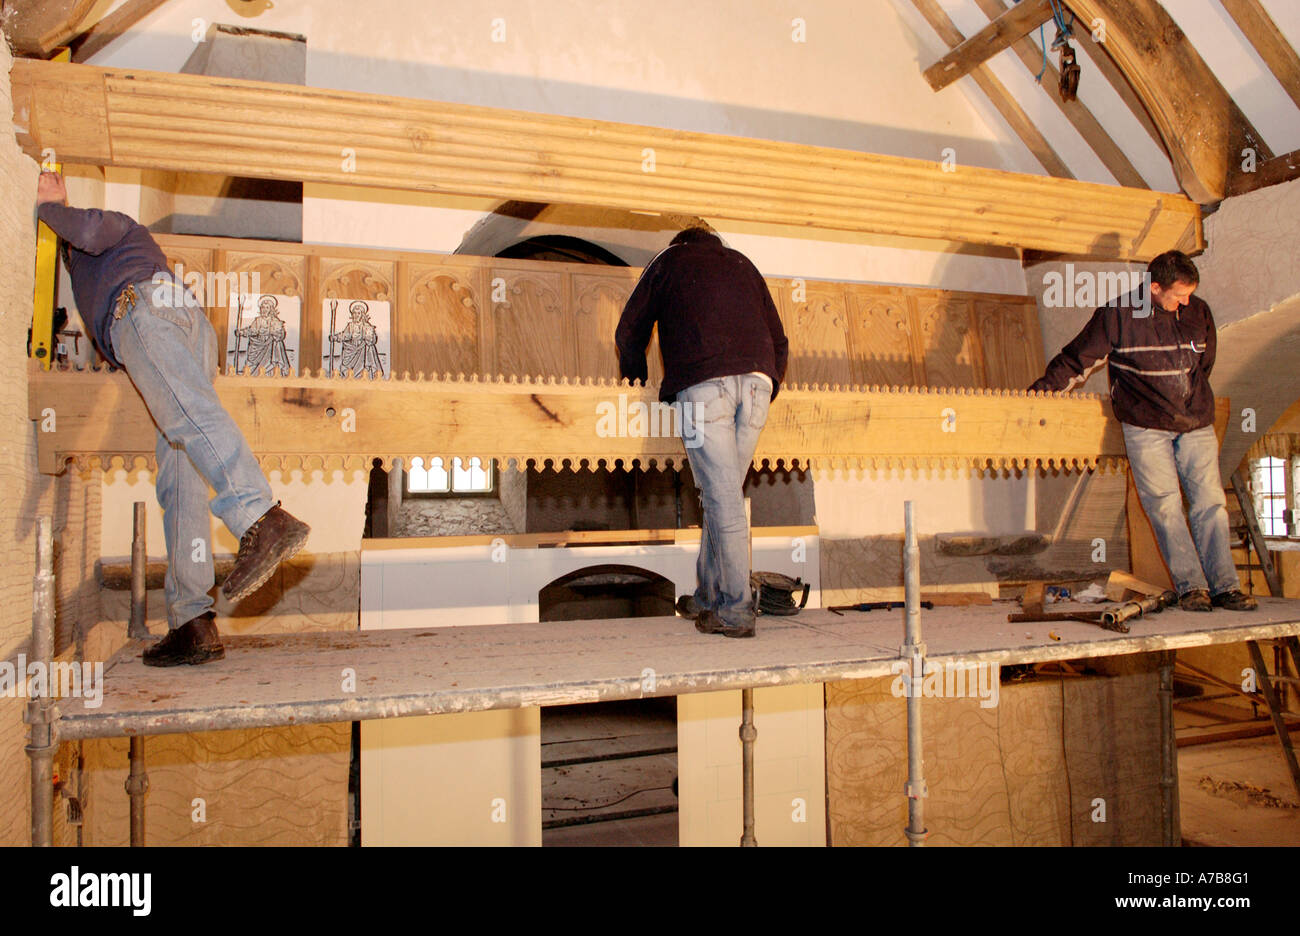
xmin=27 ymin=517 xmax=56 ymax=847
xmin=129 ymin=502 xmax=148 ymax=640
xmin=902 ymin=501 xmax=928 ymax=846
xmin=127 ymin=504 xmax=149 ymax=845
xmin=740 ymin=687 xmax=756 ymax=846
xmin=1157 ymin=650 xmax=1180 ymax=846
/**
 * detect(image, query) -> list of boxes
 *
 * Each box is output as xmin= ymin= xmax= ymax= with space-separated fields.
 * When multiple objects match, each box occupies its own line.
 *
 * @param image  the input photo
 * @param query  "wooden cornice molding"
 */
xmin=10 ymin=59 xmax=1201 ymax=259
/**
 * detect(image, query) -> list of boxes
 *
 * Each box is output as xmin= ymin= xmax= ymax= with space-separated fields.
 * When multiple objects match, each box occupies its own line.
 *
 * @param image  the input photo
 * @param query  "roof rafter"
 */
xmin=972 ymin=0 xmax=1147 ymax=189
xmin=909 ymin=0 xmax=1074 ymax=179
xmin=1218 ymin=0 xmax=1300 ymax=112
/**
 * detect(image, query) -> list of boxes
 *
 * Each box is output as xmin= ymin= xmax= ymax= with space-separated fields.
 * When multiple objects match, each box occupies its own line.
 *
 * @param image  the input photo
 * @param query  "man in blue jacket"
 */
xmin=1030 ymin=250 xmax=1255 ymax=612
xmin=617 ymin=226 xmax=788 ymax=637
xmin=36 ymin=171 xmax=311 ymax=665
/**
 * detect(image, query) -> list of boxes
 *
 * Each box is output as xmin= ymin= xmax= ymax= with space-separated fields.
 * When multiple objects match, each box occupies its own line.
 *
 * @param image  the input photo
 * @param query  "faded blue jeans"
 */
xmin=678 ymin=375 xmax=772 ymax=627
xmin=110 ymin=275 xmax=275 ymax=629
xmin=1122 ymin=423 xmax=1238 ymax=597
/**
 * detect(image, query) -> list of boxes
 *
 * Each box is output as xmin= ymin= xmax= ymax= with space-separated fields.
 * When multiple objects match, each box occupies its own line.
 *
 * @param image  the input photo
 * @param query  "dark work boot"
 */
xmin=143 ymin=612 xmax=224 ymax=667
xmin=1178 ymin=588 xmax=1213 ymax=612
xmin=1212 ymin=589 xmax=1259 ymax=611
xmin=221 ymin=503 xmax=311 ymax=602
xmin=676 ymin=595 xmax=703 ymax=621
xmin=698 ymin=609 xmax=756 ymax=638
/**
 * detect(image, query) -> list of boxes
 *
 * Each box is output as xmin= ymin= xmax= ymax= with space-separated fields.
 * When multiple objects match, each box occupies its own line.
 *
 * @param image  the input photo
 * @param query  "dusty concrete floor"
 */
xmin=1178 ymin=723 xmax=1300 ymax=846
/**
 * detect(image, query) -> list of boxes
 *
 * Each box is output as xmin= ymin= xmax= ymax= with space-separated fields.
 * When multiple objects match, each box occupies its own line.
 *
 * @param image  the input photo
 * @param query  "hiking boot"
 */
xmin=676 ymin=595 xmax=703 ymax=620
xmin=1212 ymin=589 xmax=1258 ymax=611
xmin=1178 ymin=589 xmax=1212 ymax=612
xmin=143 ymin=612 xmax=224 ymax=667
xmin=221 ymin=503 xmax=311 ymax=602
xmin=697 ymin=610 xmax=755 ymax=638
xmin=695 ymin=608 xmax=725 ymax=634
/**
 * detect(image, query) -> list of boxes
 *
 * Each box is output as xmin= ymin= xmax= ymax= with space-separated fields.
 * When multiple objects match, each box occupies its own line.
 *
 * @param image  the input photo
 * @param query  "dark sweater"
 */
xmin=1029 ymin=290 xmax=1217 ymax=433
xmin=37 ymin=204 xmax=168 ymax=369
xmin=616 ymin=237 xmax=788 ymax=403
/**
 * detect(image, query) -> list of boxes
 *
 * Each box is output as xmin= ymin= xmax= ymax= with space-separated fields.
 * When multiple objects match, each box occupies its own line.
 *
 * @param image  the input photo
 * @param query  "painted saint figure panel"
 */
xmin=322 ymin=298 xmax=391 ymax=379
xmin=226 ymin=293 xmax=301 ymax=376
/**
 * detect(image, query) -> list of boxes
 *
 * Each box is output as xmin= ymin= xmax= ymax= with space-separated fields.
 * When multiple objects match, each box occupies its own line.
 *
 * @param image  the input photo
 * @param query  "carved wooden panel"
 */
xmin=913 ymin=296 xmax=982 ymax=388
xmin=846 ymin=285 xmax=918 ymax=387
xmin=975 ymin=299 xmax=1044 ymax=391
xmin=780 ymin=281 xmax=852 ymax=387
xmin=573 ymin=273 xmax=632 ymax=381
xmin=402 ymin=264 xmax=483 ymax=377
xmin=149 ymin=235 xmax=1046 ymax=391
xmin=492 ymin=268 xmax=572 ymax=378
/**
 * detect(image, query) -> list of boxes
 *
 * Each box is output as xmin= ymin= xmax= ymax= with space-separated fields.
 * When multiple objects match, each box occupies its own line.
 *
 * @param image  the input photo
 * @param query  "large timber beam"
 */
xmin=9 ymin=59 xmax=1201 ymax=260
xmin=28 ymin=365 xmax=1124 ymax=476
xmin=923 ymin=0 xmax=1053 ymax=91
xmin=1065 ymin=0 xmax=1272 ymax=203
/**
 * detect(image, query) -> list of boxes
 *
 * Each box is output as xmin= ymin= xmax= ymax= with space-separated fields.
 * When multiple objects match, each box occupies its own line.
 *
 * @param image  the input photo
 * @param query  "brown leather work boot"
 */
xmin=143 ymin=612 xmax=224 ymax=667
xmin=1212 ymin=589 xmax=1259 ymax=611
xmin=1178 ymin=588 xmax=1213 ymax=612
xmin=221 ymin=503 xmax=311 ymax=602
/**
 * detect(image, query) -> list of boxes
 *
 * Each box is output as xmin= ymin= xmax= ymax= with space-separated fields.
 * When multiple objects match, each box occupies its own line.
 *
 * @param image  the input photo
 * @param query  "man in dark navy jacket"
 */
xmin=1030 ymin=250 xmax=1255 ymax=612
xmin=36 ymin=171 xmax=311 ymax=665
xmin=617 ymin=226 xmax=788 ymax=637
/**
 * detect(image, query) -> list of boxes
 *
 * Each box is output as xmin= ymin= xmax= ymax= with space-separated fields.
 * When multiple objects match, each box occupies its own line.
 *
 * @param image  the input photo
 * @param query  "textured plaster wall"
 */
xmin=0 ymin=40 xmax=47 ymax=845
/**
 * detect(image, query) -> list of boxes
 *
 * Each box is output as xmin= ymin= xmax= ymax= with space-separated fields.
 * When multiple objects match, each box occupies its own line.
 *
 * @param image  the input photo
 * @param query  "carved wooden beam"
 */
xmin=28 ymin=365 xmax=1125 ymax=477
xmin=923 ymin=0 xmax=1053 ymax=91
xmin=9 ymin=59 xmax=1201 ymax=259
xmin=1064 ymin=0 xmax=1273 ymax=203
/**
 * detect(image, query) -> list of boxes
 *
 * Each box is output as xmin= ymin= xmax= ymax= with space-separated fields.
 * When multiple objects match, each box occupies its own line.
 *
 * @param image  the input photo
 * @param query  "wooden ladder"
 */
xmin=1229 ymin=469 xmax=1300 ymax=798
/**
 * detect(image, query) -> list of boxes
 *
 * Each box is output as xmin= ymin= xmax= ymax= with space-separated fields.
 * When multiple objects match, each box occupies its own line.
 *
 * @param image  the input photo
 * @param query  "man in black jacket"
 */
xmin=617 ymin=226 xmax=788 ymax=637
xmin=1030 ymin=250 xmax=1255 ymax=612
xmin=36 ymin=171 xmax=311 ymax=666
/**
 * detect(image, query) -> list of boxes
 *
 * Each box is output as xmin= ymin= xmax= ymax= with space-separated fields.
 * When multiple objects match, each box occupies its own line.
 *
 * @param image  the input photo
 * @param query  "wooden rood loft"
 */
xmin=912 ymin=0 xmax=1300 ymax=205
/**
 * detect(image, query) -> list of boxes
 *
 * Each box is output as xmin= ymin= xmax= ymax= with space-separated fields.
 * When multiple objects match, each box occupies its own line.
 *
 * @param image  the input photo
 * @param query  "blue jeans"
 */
xmin=677 ymin=375 xmax=772 ymax=626
xmin=1122 ymin=423 xmax=1238 ymax=597
xmin=110 ymin=277 xmax=275 ymax=628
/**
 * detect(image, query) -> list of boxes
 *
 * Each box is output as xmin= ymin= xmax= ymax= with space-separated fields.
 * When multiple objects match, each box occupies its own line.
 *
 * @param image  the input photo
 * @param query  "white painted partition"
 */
xmin=359 ymin=527 xmax=823 ymax=846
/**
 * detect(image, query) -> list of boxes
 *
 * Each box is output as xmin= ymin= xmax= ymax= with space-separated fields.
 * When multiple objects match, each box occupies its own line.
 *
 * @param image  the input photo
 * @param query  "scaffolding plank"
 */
xmin=55 ymin=599 xmax=1300 ymax=740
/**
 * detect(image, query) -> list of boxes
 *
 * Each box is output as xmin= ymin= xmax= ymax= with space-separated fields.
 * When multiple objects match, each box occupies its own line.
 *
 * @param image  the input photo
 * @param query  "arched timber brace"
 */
xmin=1063 ymin=0 xmax=1273 ymax=204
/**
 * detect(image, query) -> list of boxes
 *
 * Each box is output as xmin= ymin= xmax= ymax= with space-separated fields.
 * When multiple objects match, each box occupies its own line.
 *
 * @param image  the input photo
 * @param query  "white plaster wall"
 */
xmin=101 ymin=467 xmax=368 ymax=559
xmin=814 ymin=469 xmax=1035 ymax=539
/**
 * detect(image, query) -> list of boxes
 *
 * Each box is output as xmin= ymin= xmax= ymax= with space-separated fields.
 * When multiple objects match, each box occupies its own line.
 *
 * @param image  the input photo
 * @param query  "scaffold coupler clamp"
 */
xmin=24 ymin=697 xmax=58 ymax=756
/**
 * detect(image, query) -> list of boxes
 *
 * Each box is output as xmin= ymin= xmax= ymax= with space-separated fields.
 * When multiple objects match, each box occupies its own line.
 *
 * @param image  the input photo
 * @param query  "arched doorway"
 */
xmin=539 ymin=565 xmax=678 ymax=845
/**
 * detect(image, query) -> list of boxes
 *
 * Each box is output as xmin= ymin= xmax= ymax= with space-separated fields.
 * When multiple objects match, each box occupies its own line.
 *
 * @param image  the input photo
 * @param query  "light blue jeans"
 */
xmin=110 ymin=276 xmax=275 ymax=628
xmin=1122 ymin=423 xmax=1238 ymax=597
xmin=678 ymin=375 xmax=772 ymax=627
